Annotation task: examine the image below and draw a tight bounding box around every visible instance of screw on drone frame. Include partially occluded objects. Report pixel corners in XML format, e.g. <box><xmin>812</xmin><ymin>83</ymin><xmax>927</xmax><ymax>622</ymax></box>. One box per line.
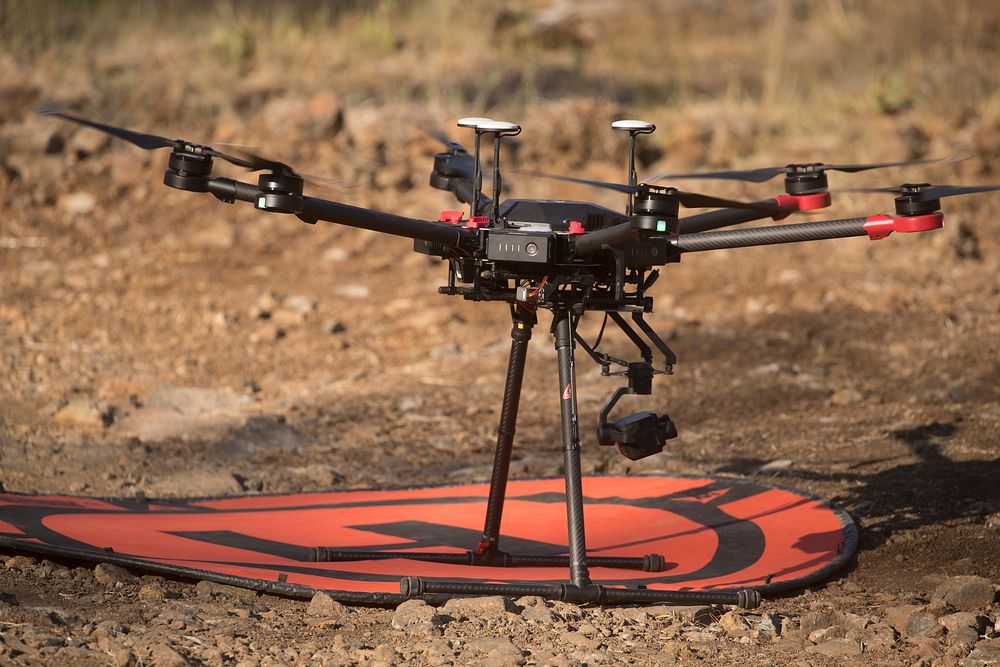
<box><xmin>478</xmin><ymin>120</ymin><xmax>521</xmax><ymax>227</ymax></box>
<box><xmin>457</xmin><ymin>117</ymin><xmax>493</xmax><ymax>218</ymax></box>
<box><xmin>612</xmin><ymin>120</ymin><xmax>655</xmax><ymax>216</ymax></box>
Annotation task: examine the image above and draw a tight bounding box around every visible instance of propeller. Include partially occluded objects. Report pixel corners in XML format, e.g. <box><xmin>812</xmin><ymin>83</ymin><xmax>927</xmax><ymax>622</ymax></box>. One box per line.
<box><xmin>842</xmin><ymin>183</ymin><xmax>1000</xmax><ymax>201</ymax></box>
<box><xmin>424</xmin><ymin>128</ymin><xmax>469</xmax><ymax>155</ymax></box>
<box><xmin>39</xmin><ymin>109</ymin><xmax>300</xmax><ymax>177</ymax></box>
<box><xmin>645</xmin><ymin>157</ymin><xmax>961</xmax><ymax>184</ymax></box>
<box><xmin>509</xmin><ymin>169</ymin><xmax>774</xmax><ymax>210</ymax></box>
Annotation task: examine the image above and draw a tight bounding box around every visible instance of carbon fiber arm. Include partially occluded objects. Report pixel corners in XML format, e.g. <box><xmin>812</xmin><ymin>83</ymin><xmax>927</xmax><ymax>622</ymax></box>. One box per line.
<box><xmin>676</xmin><ymin>217</ymin><xmax>868</xmax><ymax>252</ymax></box>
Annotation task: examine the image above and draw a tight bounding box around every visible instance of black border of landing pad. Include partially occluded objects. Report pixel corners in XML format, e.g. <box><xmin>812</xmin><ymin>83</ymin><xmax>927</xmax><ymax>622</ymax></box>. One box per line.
<box><xmin>0</xmin><ymin>475</ymin><xmax>859</xmax><ymax>606</ymax></box>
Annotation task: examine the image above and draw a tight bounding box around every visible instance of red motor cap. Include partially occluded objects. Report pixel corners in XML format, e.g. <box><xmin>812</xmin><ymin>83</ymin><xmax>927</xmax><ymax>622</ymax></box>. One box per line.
<box><xmin>772</xmin><ymin>192</ymin><xmax>832</xmax><ymax>219</ymax></box>
<box><xmin>567</xmin><ymin>220</ymin><xmax>585</xmax><ymax>234</ymax></box>
<box><xmin>439</xmin><ymin>210</ymin><xmax>465</xmax><ymax>223</ymax></box>
<box><xmin>466</xmin><ymin>215</ymin><xmax>490</xmax><ymax>229</ymax></box>
<box><xmin>863</xmin><ymin>212</ymin><xmax>944</xmax><ymax>240</ymax></box>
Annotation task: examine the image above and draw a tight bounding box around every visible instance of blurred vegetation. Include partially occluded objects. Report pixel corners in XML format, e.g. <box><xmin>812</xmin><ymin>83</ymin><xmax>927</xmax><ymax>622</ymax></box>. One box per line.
<box><xmin>2</xmin><ymin>0</ymin><xmax>997</xmax><ymax>117</ymax></box>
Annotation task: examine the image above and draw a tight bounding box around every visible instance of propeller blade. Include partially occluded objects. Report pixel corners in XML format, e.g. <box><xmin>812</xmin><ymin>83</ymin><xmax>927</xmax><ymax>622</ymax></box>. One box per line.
<box><xmin>823</xmin><ymin>157</ymin><xmax>962</xmax><ymax>173</ymax></box>
<box><xmin>647</xmin><ymin>166</ymin><xmax>785</xmax><ymax>183</ymax></box>
<box><xmin>509</xmin><ymin>169</ymin><xmax>638</xmax><ymax>194</ymax></box>
<box><xmin>424</xmin><ymin>128</ymin><xmax>469</xmax><ymax>154</ymax></box>
<box><xmin>920</xmin><ymin>184</ymin><xmax>1000</xmax><ymax>199</ymax></box>
<box><xmin>647</xmin><ymin>156</ymin><xmax>965</xmax><ymax>184</ymax></box>
<box><xmin>38</xmin><ymin>109</ymin><xmax>179</xmax><ymax>151</ymax></box>
<box><xmin>675</xmin><ymin>191</ymin><xmax>775</xmax><ymax>211</ymax></box>
<box><xmin>840</xmin><ymin>184</ymin><xmax>1000</xmax><ymax>201</ymax></box>
<box><xmin>208</xmin><ymin>145</ymin><xmax>300</xmax><ymax>177</ymax></box>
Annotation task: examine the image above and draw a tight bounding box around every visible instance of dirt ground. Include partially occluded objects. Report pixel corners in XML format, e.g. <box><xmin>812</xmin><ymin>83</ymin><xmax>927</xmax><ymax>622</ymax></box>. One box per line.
<box><xmin>2</xmin><ymin>1</ymin><xmax>1000</xmax><ymax>665</ymax></box>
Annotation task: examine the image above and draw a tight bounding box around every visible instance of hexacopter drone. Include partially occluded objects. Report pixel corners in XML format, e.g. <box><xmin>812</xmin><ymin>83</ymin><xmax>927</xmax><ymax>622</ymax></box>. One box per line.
<box><xmin>43</xmin><ymin>110</ymin><xmax>998</xmax><ymax>609</ymax></box>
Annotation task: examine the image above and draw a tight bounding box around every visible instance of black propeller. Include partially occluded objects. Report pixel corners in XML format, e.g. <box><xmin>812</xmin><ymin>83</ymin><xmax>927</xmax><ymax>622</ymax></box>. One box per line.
<box><xmin>645</xmin><ymin>157</ymin><xmax>959</xmax><ymax>184</ymax></box>
<box><xmin>509</xmin><ymin>169</ymin><xmax>774</xmax><ymax>210</ymax></box>
<box><xmin>843</xmin><ymin>183</ymin><xmax>1000</xmax><ymax>201</ymax></box>
<box><xmin>39</xmin><ymin>109</ymin><xmax>300</xmax><ymax>177</ymax></box>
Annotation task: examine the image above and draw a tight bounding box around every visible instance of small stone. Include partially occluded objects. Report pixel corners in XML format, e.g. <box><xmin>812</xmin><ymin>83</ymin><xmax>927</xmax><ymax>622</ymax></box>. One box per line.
<box><xmin>718</xmin><ymin>610</ymin><xmax>752</xmax><ymax>637</ymax></box>
<box><xmin>949</xmin><ymin>626</ymin><xmax>982</xmax><ymax>648</ymax></box>
<box><xmin>466</xmin><ymin>637</ymin><xmax>525</xmax><ymax>660</ymax></box>
<box><xmin>809</xmin><ymin>625</ymin><xmax>848</xmax><ymax>643</ymax></box>
<box><xmin>441</xmin><ymin>595</ymin><xmax>518</xmax><ymax>620</ymax></box>
<box><xmin>966</xmin><ymin>638</ymin><xmax>1000</xmax><ymax>666</ymax></box>
<box><xmin>806</xmin><ymin>638</ymin><xmax>863</xmax><ymax>657</ymax></box>
<box><xmin>53</xmin><ymin>398</ymin><xmax>106</xmax><ymax>429</ymax></box>
<box><xmin>905</xmin><ymin>612</ymin><xmax>944</xmax><ymax>639</ymax></box>
<box><xmin>885</xmin><ymin>605</ymin><xmax>926</xmax><ymax>634</ymax></box>
<box><xmin>195</xmin><ymin>580</ymin><xmax>216</xmax><ymax>599</ymax></box>
<box><xmin>799</xmin><ymin>609</ymin><xmax>844</xmax><ymax>635</ymax></box>
<box><xmin>368</xmin><ymin>643</ymin><xmax>398</xmax><ymax>665</ymax></box>
<box><xmin>307</xmin><ymin>591</ymin><xmax>347</xmax><ymax>621</ymax></box>
<box><xmin>831</xmin><ymin>388</ymin><xmax>864</xmax><ymax>406</ymax></box>
<box><xmin>283</xmin><ymin>295</ymin><xmax>315</xmax><ymax>314</ymax></box>
<box><xmin>561</xmin><ymin>631</ymin><xmax>601</xmax><ymax>649</ymax></box>
<box><xmin>137</xmin><ymin>583</ymin><xmax>165</xmax><ymax>601</ymax></box>
<box><xmin>270</xmin><ymin>308</ymin><xmax>306</xmax><ymax>327</ymax></box>
<box><xmin>391</xmin><ymin>599</ymin><xmax>441</xmax><ymax>630</ymax></box>
<box><xmin>58</xmin><ymin>191</ymin><xmax>97</xmax><ymax>215</ymax></box>
<box><xmin>149</xmin><ymin>643</ymin><xmax>188</xmax><ymax>667</ymax></box>
<box><xmin>932</xmin><ymin>575</ymin><xmax>996</xmax><ymax>611</ymax></box>
<box><xmin>324</xmin><ymin>320</ymin><xmax>347</xmax><ymax>334</ymax></box>
<box><xmin>94</xmin><ymin>563</ymin><xmax>138</xmax><ymax>587</ymax></box>
<box><xmin>939</xmin><ymin>611</ymin><xmax>986</xmax><ymax>635</ymax></box>
<box><xmin>645</xmin><ymin>604</ymin><xmax>714</xmax><ymax>624</ymax></box>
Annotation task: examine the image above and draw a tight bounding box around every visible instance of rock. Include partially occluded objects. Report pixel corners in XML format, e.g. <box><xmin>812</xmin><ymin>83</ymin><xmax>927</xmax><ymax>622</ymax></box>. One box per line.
<box><xmin>441</xmin><ymin>595</ymin><xmax>518</xmax><ymax>620</ymax></box>
<box><xmin>718</xmin><ymin>610</ymin><xmax>752</xmax><ymax>637</ymax></box>
<box><xmin>950</xmin><ymin>626</ymin><xmax>982</xmax><ymax>649</ymax></box>
<box><xmin>270</xmin><ymin>308</ymin><xmax>306</xmax><ymax>327</ymax></box>
<box><xmin>149</xmin><ymin>643</ymin><xmax>188</xmax><ymax>667</ymax></box>
<box><xmin>115</xmin><ymin>385</ymin><xmax>249</xmax><ymax>443</ymax></box>
<box><xmin>5</xmin><ymin>555</ymin><xmax>36</xmax><ymax>572</ymax></box>
<box><xmin>94</xmin><ymin>563</ymin><xmax>138</xmax><ymax>587</ymax></box>
<box><xmin>391</xmin><ymin>599</ymin><xmax>441</xmax><ymax>630</ymax></box>
<box><xmin>806</xmin><ymin>638</ymin><xmax>863</xmax><ymax>657</ymax></box>
<box><xmin>145</xmin><ymin>470</ymin><xmax>242</xmax><ymax>497</ymax></box>
<box><xmin>906</xmin><ymin>612</ymin><xmax>945</xmax><ymax>639</ymax></box>
<box><xmin>885</xmin><ymin>605</ymin><xmax>926</xmax><ymax>634</ymax></box>
<box><xmin>307</xmin><ymin>591</ymin><xmax>347</xmax><ymax>621</ymax></box>
<box><xmin>58</xmin><ymin>191</ymin><xmax>97</xmax><ymax>215</ymax></box>
<box><xmin>831</xmin><ymin>388</ymin><xmax>864</xmax><ymax>406</ymax></box>
<box><xmin>809</xmin><ymin>625</ymin><xmax>848</xmax><ymax>643</ymax></box>
<box><xmin>283</xmin><ymin>295</ymin><xmax>315</xmax><ymax>314</ymax></box>
<box><xmin>940</xmin><ymin>611</ymin><xmax>986</xmax><ymax>635</ymax></box>
<box><xmin>324</xmin><ymin>319</ymin><xmax>347</xmax><ymax>334</ymax></box>
<box><xmin>965</xmin><ymin>638</ymin><xmax>1000</xmax><ymax>666</ymax></box>
<box><xmin>799</xmin><ymin>609</ymin><xmax>844</xmax><ymax>635</ymax></box>
<box><xmin>368</xmin><ymin>643</ymin><xmax>399</xmax><ymax>666</ymax></box>
<box><xmin>137</xmin><ymin>583</ymin><xmax>165</xmax><ymax>601</ymax></box>
<box><xmin>466</xmin><ymin>637</ymin><xmax>525</xmax><ymax>660</ymax></box>
<box><xmin>53</xmin><ymin>398</ymin><xmax>106</xmax><ymax>429</ymax></box>
<box><xmin>560</xmin><ymin>631</ymin><xmax>601</xmax><ymax>650</ymax></box>
<box><xmin>933</xmin><ymin>576</ymin><xmax>996</xmax><ymax>611</ymax></box>
<box><xmin>645</xmin><ymin>604</ymin><xmax>715</xmax><ymax>625</ymax></box>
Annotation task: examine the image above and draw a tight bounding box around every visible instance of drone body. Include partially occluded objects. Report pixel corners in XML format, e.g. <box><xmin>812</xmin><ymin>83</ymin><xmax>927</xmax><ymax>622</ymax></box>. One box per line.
<box><xmin>41</xmin><ymin>109</ymin><xmax>995</xmax><ymax>608</ymax></box>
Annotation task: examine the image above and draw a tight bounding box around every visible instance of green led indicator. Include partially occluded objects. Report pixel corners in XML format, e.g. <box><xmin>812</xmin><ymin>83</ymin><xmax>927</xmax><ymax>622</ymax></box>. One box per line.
<box><xmin>656</xmin><ymin>220</ymin><xmax>668</xmax><ymax>232</ymax></box>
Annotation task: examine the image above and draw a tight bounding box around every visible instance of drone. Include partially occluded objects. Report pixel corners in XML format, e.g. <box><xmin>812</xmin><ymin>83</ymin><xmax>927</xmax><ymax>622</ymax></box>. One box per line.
<box><xmin>42</xmin><ymin>110</ymin><xmax>998</xmax><ymax>609</ymax></box>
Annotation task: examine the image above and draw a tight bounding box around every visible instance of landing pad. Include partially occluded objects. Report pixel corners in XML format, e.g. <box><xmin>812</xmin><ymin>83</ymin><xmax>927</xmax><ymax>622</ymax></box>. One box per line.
<box><xmin>0</xmin><ymin>476</ymin><xmax>857</xmax><ymax>605</ymax></box>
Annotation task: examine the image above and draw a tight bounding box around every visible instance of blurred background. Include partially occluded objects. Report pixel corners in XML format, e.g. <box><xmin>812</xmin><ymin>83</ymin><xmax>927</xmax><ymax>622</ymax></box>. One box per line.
<box><xmin>1</xmin><ymin>0</ymin><xmax>999</xmax><ymax>528</ymax></box>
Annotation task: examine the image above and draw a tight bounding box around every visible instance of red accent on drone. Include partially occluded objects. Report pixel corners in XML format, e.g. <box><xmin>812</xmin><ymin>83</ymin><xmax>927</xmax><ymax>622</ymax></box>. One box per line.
<box><xmin>474</xmin><ymin>539</ymin><xmax>491</xmax><ymax>556</ymax></box>
<box><xmin>562</xmin><ymin>383</ymin><xmax>572</xmax><ymax>400</ymax></box>
<box><xmin>466</xmin><ymin>215</ymin><xmax>490</xmax><ymax>229</ymax></box>
<box><xmin>863</xmin><ymin>212</ymin><xmax>944</xmax><ymax>240</ymax></box>
<box><xmin>567</xmin><ymin>221</ymin><xmax>585</xmax><ymax>234</ymax></box>
<box><xmin>772</xmin><ymin>192</ymin><xmax>833</xmax><ymax>219</ymax></box>
<box><xmin>439</xmin><ymin>210</ymin><xmax>465</xmax><ymax>223</ymax></box>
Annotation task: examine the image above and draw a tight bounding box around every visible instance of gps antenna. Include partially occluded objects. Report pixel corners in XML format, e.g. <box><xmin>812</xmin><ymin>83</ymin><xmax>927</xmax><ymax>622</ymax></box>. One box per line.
<box><xmin>478</xmin><ymin>120</ymin><xmax>522</xmax><ymax>227</ymax></box>
<box><xmin>612</xmin><ymin>120</ymin><xmax>656</xmax><ymax>215</ymax></box>
<box><xmin>457</xmin><ymin>117</ymin><xmax>493</xmax><ymax>218</ymax></box>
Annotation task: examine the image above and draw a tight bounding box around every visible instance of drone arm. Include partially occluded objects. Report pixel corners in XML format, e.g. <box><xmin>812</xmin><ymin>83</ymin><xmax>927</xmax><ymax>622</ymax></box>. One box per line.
<box><xmin>679</xmin><ymin>202</ymin><xmax>779</xmax><ymax>233</ymax></box>
<box><xmin>204</xmin><ymin>176</ymin><xmax>475</xmax><ymax>249</ymax></box>
<box><xmin>298</xmin><ymin>195</ymin><xmax>476</xmax><ymax>248</ymax></box>
<box><xmin>675</xmin><ymin>212</ymin><xmax>943</xmax><ymax>252</ymax></box>
<box><xmin>572</xmin><ymin>221</ymin><xmax>636</xmax><ymax>257</ymax></box>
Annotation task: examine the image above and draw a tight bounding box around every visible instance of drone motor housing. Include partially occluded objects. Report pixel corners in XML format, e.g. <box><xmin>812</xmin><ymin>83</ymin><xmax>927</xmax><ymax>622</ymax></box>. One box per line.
<box><xmin>255</xmin><ymin>172</ymin><xmax>304</xmax><ymax>214</ymax></box>
<box><xmin>163</xmin><ymin>149</ymin><xmax>213</xmax><ymax>192</ymax></box>
<box><xmin>784</xmin><ymin>165</ymin><xmax>829</xmax><ymax>194</ymax></box>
